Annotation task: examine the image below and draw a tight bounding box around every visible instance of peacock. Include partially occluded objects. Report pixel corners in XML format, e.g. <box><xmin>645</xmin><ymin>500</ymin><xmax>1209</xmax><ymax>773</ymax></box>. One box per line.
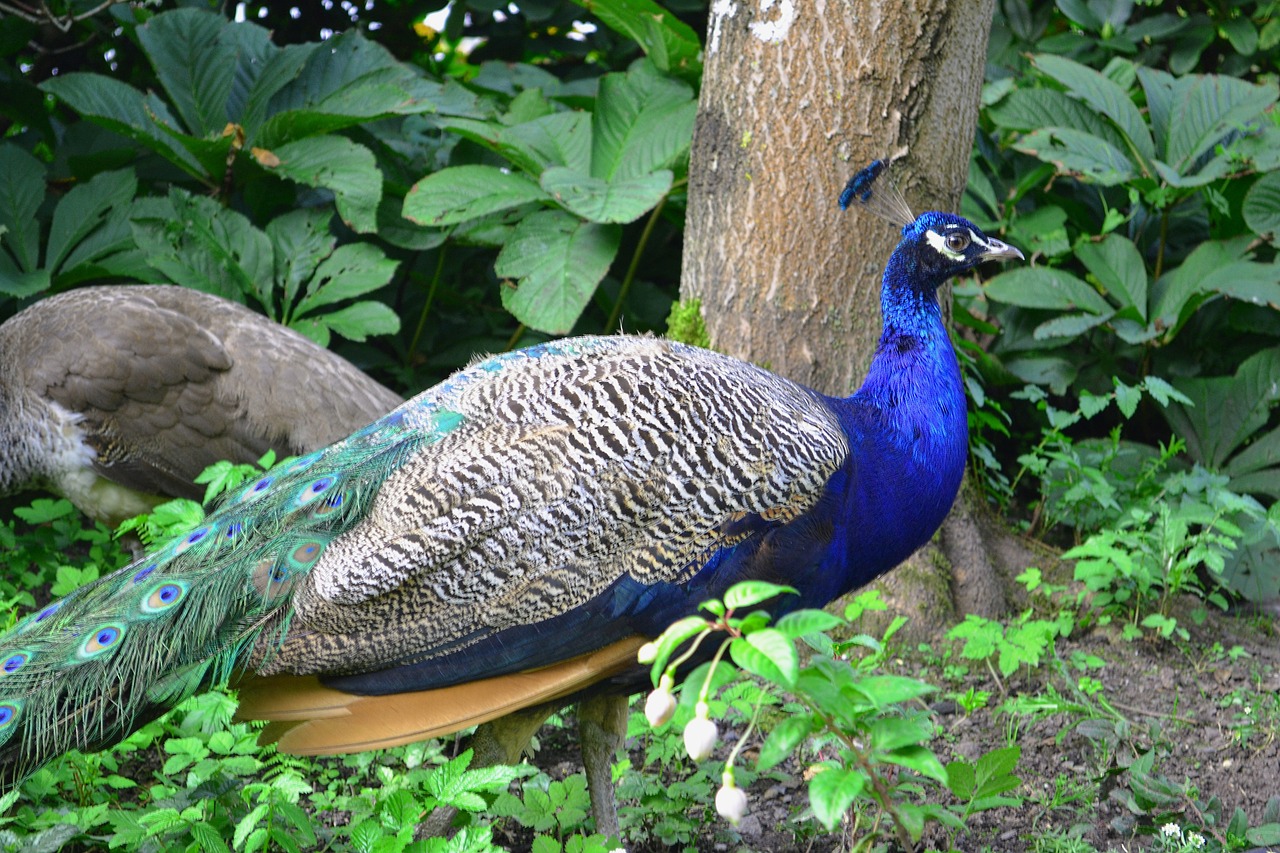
<box><xmin>0</xmin><ymin>161</ymin><xmax>1021</xmax><ymax>833</ymax></box>
<box><xmin>0</xmin><ymin>285</ymin><xmax>403</xmax><ymax>527</ymax></box>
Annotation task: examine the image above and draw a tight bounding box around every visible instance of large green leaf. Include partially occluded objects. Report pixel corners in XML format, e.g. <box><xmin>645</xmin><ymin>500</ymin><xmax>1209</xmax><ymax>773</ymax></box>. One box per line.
<box><xmin>1150</xmin><ymin>238</ymin><xmax>1280</xmax><ymax>336</ymax></box>
<box><xmin>495</xmin><ymin>211</ymin><xmax>620</xmax><ymax>334</ymax></box>
<box><xmin>137</xmin><ymin>8</ymin><xmax>238</xmax><ymax>138</ymax></box>
<box><xmin>1154</xmin><ymin>71</ymin><xmax>1277</xmax><ymax>172</ymax></box>
<box><xmin>1162</xmin><ymin>347</ymin><xmax>1280</xmax><ymax>470</ymax></box>
<box><xmin>443</xmin><ymin>111</ymin><xmax>593</xmax><ymax>177</ymax></box>
<box><xmin>292</xmin><ymin>243</ymin><xmax>399</xmax><ymax>318</ymax></box>
<box><xmin>572</xmin><ymin>0</ymin><xmax>702</xmax><ymax>80</ymax></box>
<box><xmin>807</xmin><ymin>765</ymin><xmax>864</xmax><ymax>831</ymax></box>
<box><xmin>1243</xmin><ymin>171</ymin><xmax>1280</xmax><ymax>240</ymax></box>
<box><xmin>1014</xmin><ymin>127</ymin><xmax>1136</xmax><ymax>186</ymax></box>
<box><xmin>986</xmin><ymin>88</ymin><xmax>1131</xmax><ymax>156</ymax></box>
<box><xmin>266</xmin><ymin>209</ymin><xmax>336</xmax><ymax>309</ymax></box>
<box><xmin>541</xmin><ymin>167</ymin><xmax>672</xmax><ymax>224</ymax></box>
<box><xmin>0</xmin><ymin>144</ymin><xmax>46</xmax><ymax>273</ymax></box>
<box><xmin>591</xmin><ymin>62</ymin><xmax>696</xmax><ymax>181</ymax></box>
<box><xmin>46</xmin><ymin>168</ymin><xmax>138</xmax><ymax>275</ymax></box>
<box><xmin>129</xmin><ymin>192</ymin><xmax>273</xmax><ymax>306</ymax></box>
<box><xmin>1074</xmin><ymin>233</ymin><xmax>1147</xmax><ymax>319</ymax></box>
<box><xmin>261</xmin><ymin>136</ymin><xmax>382</xmax><ymax>234</ymax></box>
<box><xmin>292</xmin><ymin>300</ymin><xmax>400</xmax><ymax>346</ymax></box>
<box><xmin>984</xmin><ymin>267</ymin><xmax>1112</xmax><ymax>313</ymax></box>
<box><xmin>403</xmin><ymin>166</ymin><xmax>549</xmax><ymax>227</ymax></box>
<box><xmin>1032</xmin><ymin>54</ymin><xmax>1154</xmax><ymax>163</ymax></box>
<box><xmin>40</xmin><ymin>73</ymin><xmax>202</xmax><ymax>175</ymax></box>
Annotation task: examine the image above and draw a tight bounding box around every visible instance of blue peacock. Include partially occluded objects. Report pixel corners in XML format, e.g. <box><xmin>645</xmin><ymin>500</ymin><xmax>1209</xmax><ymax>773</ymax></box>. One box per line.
<box><xmin>0</xmin><ymin>161</ymin><xmax>1021</xmax><ymax>824</ymax></box>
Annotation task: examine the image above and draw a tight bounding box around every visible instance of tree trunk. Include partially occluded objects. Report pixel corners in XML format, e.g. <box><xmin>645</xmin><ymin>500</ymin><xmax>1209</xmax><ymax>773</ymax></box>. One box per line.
<box><xmin>682</xmin><ymin>0</ymin><xmax>1018</xmax><ymax>635</ymax></box>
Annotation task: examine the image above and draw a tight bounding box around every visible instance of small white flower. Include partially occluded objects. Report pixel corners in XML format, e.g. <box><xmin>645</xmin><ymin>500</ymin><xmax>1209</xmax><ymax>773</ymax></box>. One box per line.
<box><xmin>645</xmin><ymin>678</ymin><xmax>677</xmax><ymax>728</ymax></box>
<box><xmin>683</xmin><ymin>702</ymin><xmax>718</xmax><ymax>761</ymax></box>
<box><xmin>715</xmin><ymin>775</ymin><xmax>749</xmax><ymax>825</ymax></box>
<box><xmin>1161</xmin><ymin>822</ymin><xmax>1180</xmax><ymax>838</ymax></box>
<box><xmin>1187</xmin><ymin>832</ymin><xmax>1205</xmax><ymax>849</ymax></box>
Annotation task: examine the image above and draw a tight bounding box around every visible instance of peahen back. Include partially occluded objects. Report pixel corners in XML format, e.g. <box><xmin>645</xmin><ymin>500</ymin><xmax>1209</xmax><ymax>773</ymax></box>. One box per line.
<box><xmin>0</xmin><ymin>161</ymin><xmax>1022</xmax><ymax>791</ymax></box>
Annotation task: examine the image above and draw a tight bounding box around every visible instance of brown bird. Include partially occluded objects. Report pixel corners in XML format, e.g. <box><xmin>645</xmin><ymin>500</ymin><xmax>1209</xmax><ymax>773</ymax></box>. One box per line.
<box><xmin>0</xmin><ymin>285</ymin><xmax>402</xmax><ymax>526</ymax></box>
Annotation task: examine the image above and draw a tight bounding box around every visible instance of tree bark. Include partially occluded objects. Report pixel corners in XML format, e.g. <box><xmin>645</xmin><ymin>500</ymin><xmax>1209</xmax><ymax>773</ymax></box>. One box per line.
<box><xmin>682</xmin><ymin>0</ymin><xmax>1014</xmax><ymax>634</ymax></box>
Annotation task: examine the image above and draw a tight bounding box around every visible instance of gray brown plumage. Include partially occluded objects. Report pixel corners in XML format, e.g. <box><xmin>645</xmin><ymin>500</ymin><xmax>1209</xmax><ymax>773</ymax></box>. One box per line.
<box><xmin>0</xmin><ymin>285</ymin><xmax>402</xmax><ymax>525</ymax></box>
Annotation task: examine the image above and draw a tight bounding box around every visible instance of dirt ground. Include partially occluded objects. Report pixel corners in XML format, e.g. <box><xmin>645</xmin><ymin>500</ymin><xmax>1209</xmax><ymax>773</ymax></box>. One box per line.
<box><xmin>502</xmin><ymin>605</ymin><xmax>1280</xmax><ymax>853</ymax></box>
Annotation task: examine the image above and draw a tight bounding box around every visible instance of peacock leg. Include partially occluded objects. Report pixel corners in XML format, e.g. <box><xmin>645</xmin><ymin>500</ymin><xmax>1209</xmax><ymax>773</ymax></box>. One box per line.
<box><xmin>576</xmin><ymin>693</ymin><xmax>628</xmax><ymax>840</ymax></box>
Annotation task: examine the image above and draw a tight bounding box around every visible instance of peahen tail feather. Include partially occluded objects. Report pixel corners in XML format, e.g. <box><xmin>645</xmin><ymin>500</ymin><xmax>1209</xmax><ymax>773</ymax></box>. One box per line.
<box><xmin>0</xmin><ymin>406</ymin><xmax>459</xmax><ymax>790</ymax></box>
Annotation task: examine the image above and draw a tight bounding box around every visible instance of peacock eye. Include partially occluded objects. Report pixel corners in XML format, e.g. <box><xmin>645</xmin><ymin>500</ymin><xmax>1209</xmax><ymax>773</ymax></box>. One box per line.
<box><xmin>945</xmin><ymin>232</ymin><xmax>970</xmax><ymax>252</ymax></box>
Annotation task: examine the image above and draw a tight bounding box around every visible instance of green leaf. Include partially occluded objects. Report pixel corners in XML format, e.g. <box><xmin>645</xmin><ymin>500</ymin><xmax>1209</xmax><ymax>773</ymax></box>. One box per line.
<box><xmin>40</xmin><ymin>73</ymin><xmax>202</xmax><ymax>176</ymax></box>
<box><xmin>541</xmin><ymin>167</ymin><xmax>672</xmax><ymax>224</ymax></box>
<box><xmin>1014</xmin><ymin>126</ymin><xmax>1137</xmax><ymax>185</ymax></box>
<box><xmin>775</xmin><ymin>609</ymin><xmax>844</xmax><ymax>639</ymax></box>
<box><xmin>984</xmin><ymin>267</ymin><xmax>1111</xmax><ymax>313</ymax></box>
<box><xmin>404</xmin><ymin>165</ymin><xmax>549</xmax><ymax>227</ymax></box>
<box><xmin>46</xmin><ymin>168</ymin><xmax>138</xmax><ymax>275</ymax></box>
<box><xmin>1074</xmin><ymin>234</ymin><xmax>1147</xmax><ymax>318</ymax></box>
<box><xmin>445</xmin><ymin>111</ymin><xmax>594</xmax><ymax>176</ymax></box>
<box><xmin>0</xmin><ymin>145</ymin><xmax>46</xmax><ymax>273</ymax></box>
<box><xmin>1114</xmin><ymin>381</ymin><xmax>1141</xmax><ymax>419</ymax></box>
<box><xmin>757</xmin><ymin>715</ymin><xmax>812</xmax><ymax>772</ymax></box>
<box><xmin>1033</xmin><ymin>310</ymin><xmax>1115</xmax><ymax>341</ymax></box>
<box><xmin>723</xmin><ymin>580</ymin><xmax>797</xmax><ymax>609</ymax></box>
<box><xmin>262</xmin><ymin>136</ymin><xmax>383</xmax><ymax>234</ymax></box>
<box><xmin>1160</xmin><ymin>72</ymin><xmax>1277</xmax><ymax>171</ymax></box>
<box><xmin>986</xmin><ymin>88</ymin><xmax>1132</xmax><ymax>156</ymax></box>
<box><xmin>884</xmin><ymin>744</ymin><xmax>949</xmax><ymax>784</ymax></box>
<box><xmin>641</xmin><ymin>615</ymin><xmax>708</xmax><ymax>679</ymax></box>
<box><xmin>573</xmin><ymin>0</ymin><xmax>702</xmax><ymax>79</ymax></box>
<box><xmin>1244</xmin><ymin>171</ymin><xmax>1280</xmax><ymax>240</ymax></box>
<box><xmin>849</xmin><ymin>675</ymin><xmax>936</xmax><ymax>708</ymax></box>
<box><xmin>1163</xmin><ymin>347</ymin><xmax>1280</xmax><ymax>470</ymax></box>
<box><xmin>495</xmin><ymin>210</ymin><xmax>620</xmax><ymax>334</ymax></box>
<box><xmin>869</xmin><ymin>715</ymin><xmax>932</xmax><ymax>752</ymax></box>
<box><xmin>136</xmin><ymin>8</ymin><xmax>238</xmax><ymax>137</ymax></box>
<box><xmin>947</xmin><ymin>760</ymin><xmax>976</xmax><ymax>800</ymax></box>
<box><xmin>292</xmin><ymin>242</ymin><xmax>399</xmax><ymax>317</ymax></box>
<box><xmin>1150</xmin><ymin>238</ymin><xmax>1280</xmax><ymax>337</ymax></box>
<box><xmin>731</xmin><ymin>628</ymin><xmax>798</xmax><ymax>687</ymax></box>
<box><xmin>808</xmin><ymin>765</ymin><xmax>865</xmax><ymax>830</ymax></box>
<box><xmin>296</xmin><ymin>300</ymin><xmax>400</xmax><ymax>344</ymax></box>
<box><xmin>591</xmin><ymin>62</ymin><xmax>697</xmax><ymax>180</ymax></box>
<box><xmin>1032</xmin><ymin>54</ymin><xmax>1154</xmax><ymax>163</ymax></box>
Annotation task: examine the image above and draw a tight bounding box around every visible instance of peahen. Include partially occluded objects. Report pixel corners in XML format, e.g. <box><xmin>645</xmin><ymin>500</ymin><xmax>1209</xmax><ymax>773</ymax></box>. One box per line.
<box><xmin>0</xmin><ymin>285</ymin><xmax>402</xmax><ymax>526</ymax></box>
<box><xmin>0</xmin><ymin>162</ymin><xmax>1021</xmax><ymax>832</ymax></box>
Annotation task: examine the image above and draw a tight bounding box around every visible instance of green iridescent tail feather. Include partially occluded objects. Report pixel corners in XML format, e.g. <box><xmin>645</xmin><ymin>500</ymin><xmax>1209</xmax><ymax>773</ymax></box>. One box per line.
<box><xmin>0</xmin><ymin>407</ymin><xmax>454</xmax><ymax>790</ymax></box>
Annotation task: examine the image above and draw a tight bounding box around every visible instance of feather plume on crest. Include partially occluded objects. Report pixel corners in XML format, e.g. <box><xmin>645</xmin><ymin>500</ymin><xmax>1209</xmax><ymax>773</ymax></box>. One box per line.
<box><xmin>838</xmin><ymin>159</ymin><xmax>916</xmax><ymax>229</ymax></box>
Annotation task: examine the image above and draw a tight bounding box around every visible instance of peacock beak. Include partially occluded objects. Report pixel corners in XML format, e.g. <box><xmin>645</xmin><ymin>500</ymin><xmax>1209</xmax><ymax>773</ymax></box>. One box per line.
<box><xmin>978</xmin><ymin>238</ymin><xmax>1024</xmax><ymax>263</ymax></box>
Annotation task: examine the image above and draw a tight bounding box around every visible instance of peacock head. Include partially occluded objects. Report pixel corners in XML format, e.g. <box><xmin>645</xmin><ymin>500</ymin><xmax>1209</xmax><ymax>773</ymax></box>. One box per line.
<box><xmin>840</xmin><ymin>160</ymin><xmax>1023</xmax><ymax>291</ymax></box>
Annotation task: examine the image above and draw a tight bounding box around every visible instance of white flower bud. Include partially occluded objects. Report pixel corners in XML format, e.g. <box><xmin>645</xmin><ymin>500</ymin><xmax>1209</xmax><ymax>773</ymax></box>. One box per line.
<box><xmin>683</xmin><ymin>703</ymin><xmax>718</xmax><ymax>761</ymax></box>
<box><xmin>716</xmin><ymin>773</ymin><xmax>748</xmax><ymax>825</ymax></box>
<box><xmin>645</xmin><ymin>680</ymin><xmax>677</xmax><ymax>728</ymax></box>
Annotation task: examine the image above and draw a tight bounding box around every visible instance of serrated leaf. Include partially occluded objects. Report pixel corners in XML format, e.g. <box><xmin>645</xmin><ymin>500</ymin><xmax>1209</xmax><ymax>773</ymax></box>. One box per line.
<box><xmin>591</xmin><ymin>62</ymin><xmax>696</xmax><ymax>180</ymax></box>
<box><xmin>404</xmin><ymin>165</ymin><xmax>549</xmax><ymax>226</ymax></box>
<box><xmin>731</xmin><ymin>628</ymin><xmax>798</xmax><ymax>687</ymax></box>
<box><xmin>541</xmin><ymin>167</ymin><xmax>672</xmax><ymax>224</ymax></box>
<box><xmin>724</xmin><ymin>580</ymin><xmax>797</xmax><ymax>609</ymax></box>
<box><xmin>987</xmin><ymin>88</ymin><xmax>1132</xmax><ymax>155</ymax></box>
<box><xmin>496</xmin><ymin>210</ymin><xmax>620</xmax><ymax>334</ymax></box>
<box><xmin>884</xmin><ymin>744</ymin><xmax>949</xmax><ymax>784</ymax></box>
<box><xmin>775</xmin><ymin>609</ymin><xmax>844</xmax><ymax>639</ymax></box>
<box><xmin>757</xmin><ymin>715</ymin><xmax>812</xmax><ymax>772</ymax></box>
<box><xmin>263</xmin><ymin>136</ymin><xmax>382</xmax><ymax>233</ymax></box>
<box><xmin>1033</xmin><ymin>310</ymin><xmax>1115</xmax><ymax>340</ymax></box>
<box><xmin>1163</xmin><ymin>347</ymin><xmax>1280</xmax><ymax>469</ymax></box>
<box><xmin>985</xmin><ymin>266</ymin><xmax>1111</xmax><ymax>313</ymax></box>
<box><xmin>137</xmin><ymin>8</ymin><xmax>238</xmax><ymax>137</ymax></box>
<box><xmin>302</xmin><ymin>300</ymin><xmax>400</xmax><ymax>344</ymax></box>
<box><xmin>40</xmin><ymin>73</ymin><xmax>202</xmax><ymax>175</ymax></box>
<box><xmin>1032</xmin><ymin>54</ymin><xmax>1154</xmax><ymax>163</ymax></box>
<box><xmin>573</xmin><ymin>0</ymin><xmax>702</xmax><ymax>79</ymax></box>
<box><xmin>0</xmin><ymin>145</ymin><xmax>46</xmax><ymax>273</ymax></box>
<box><xmin>1014</xmin><ymin>126</ymin><xmax>1137</xmax><ymax>185</ymax></box>
<box><xmin>1161</xmin><ymin>72</ymin><xmax>1277</xmax><ymax>171</ymax></box>
<box><xmin>46</xmin><ymin>168</ymin><xmax>138</xmax><ymax>275</ymax></box>
<box><xmin>1074</xmin><ymin>233</ymin><xmax>1147</xmax><ymax>318</ymax></box>
<box><xmin>1244</xmin><ymin>171</ymin><xmax>1280</xmax><ymax>239</ymax></box>
<box><xmin>808</xmin><ymin>765</ymin><xmax>865</xmax><ymax>830</ymax></box>
<box><xmin>292</xmin><ymin>242</ymin><xmax>398</xmax><ymax>317</ymax></box>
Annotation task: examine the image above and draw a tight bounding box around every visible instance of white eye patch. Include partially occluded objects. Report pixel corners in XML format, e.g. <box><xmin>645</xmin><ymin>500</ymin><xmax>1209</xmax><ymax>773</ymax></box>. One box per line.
<box><xmin>925</xmin><ymin>227</ymin><xmax>992</xmax><ymax>260</ymax></box>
